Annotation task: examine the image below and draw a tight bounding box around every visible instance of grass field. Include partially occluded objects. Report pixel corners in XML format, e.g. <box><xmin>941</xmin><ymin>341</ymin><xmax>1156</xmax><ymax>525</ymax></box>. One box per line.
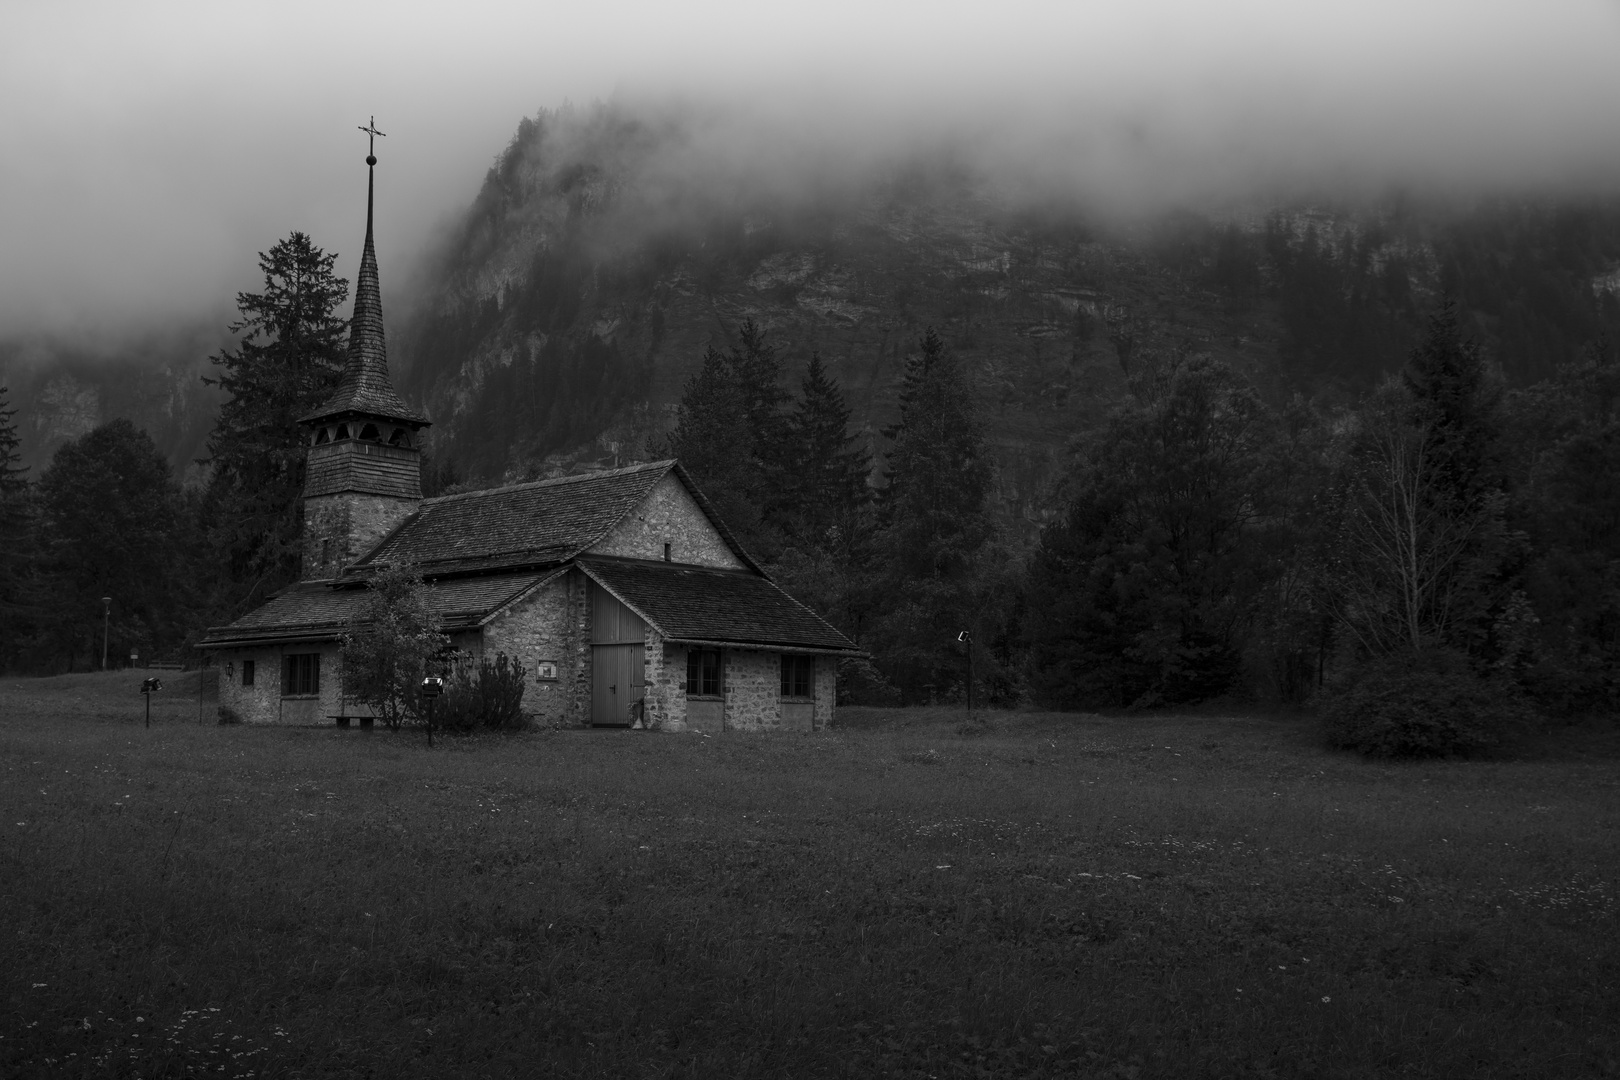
<box><xmin>2</xmin><ymin>672</ymin><xmax>1616</xmax><ymax>1079</ymax></box>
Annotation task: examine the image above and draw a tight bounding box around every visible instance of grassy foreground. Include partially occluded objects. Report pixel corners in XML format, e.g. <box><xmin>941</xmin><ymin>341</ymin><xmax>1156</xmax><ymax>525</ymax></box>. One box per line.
<box><xmin>1</xmin><ymin>673</ymin><xmax>1616</xmax><ymax>1079</ymax></box>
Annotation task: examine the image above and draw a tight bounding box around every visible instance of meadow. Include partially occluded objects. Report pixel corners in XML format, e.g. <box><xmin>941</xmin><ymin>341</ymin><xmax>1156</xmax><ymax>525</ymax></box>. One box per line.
<box><xmin>1</xmin><ymin>673</ymin><xmax>1615</xmax><ymax>1079</ymax></box>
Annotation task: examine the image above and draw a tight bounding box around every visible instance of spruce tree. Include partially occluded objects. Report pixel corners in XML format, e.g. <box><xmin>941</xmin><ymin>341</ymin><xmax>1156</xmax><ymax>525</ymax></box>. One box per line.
<box><xmin>779</xmin><ymin>352</ymin><xmax>871</xmax><ymax>544</ymax></box>
<box><xmin>37</xmin><ymin>420</ymin><xmax>185</xmax><ymax>670</ymax></box>
<box><xmin>661</xmin><ymin>320</ymin><xmax>788</xmax><ymax>553</ymax></box>
<box><xmin>202</xmin><ymin>232</ymin><xmax>348</xmax><ymax>607</ymax></box>
<box><xmin>881</xmin><ymin>328</ymin><xmax>993</xmax><ymax>581</ymax></box>
<box><xmin>0</xmin><ymin>387</ymin><xmax>37</xmax><ymax>667</ymax></box>
<box><xmin>873</xmin><ymin>328</ymin><xmax>996</xmax><ymax>698</ymax></box>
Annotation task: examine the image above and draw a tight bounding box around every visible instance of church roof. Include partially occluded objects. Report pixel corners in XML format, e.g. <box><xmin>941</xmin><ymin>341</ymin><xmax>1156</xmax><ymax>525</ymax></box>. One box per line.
<box><xmin>347</xmin><ymin>459</ymin><xmax>759</xmax><ymax>577</ymax></box>
<box><xmin>300</xmin><ymin>163</ymin><xmax>428</xmax><ymax>427</ymax></box>
<box><xmin>580</xmin><ymin>560</ymin><xmax>860</xmax><ymax>653</ymax></box>
<box><xmin>196</xmin><ymin>572</ymin><xmax>552</xmax><ymax>648</ymax></box>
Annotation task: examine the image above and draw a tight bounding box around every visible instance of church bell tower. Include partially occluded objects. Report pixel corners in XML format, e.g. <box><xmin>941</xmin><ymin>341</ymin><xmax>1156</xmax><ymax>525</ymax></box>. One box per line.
<box><xmin>299</xmin><ymin>119</ymin><xmax>430</xmax><ymax>580</ymax></box>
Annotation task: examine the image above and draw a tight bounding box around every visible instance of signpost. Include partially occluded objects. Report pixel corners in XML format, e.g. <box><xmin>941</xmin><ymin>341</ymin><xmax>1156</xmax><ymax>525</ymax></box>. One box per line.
<box><xmin>141</xmin><ymin>677</ymin><xmax>162</xmax><ymax>728</ymax></box>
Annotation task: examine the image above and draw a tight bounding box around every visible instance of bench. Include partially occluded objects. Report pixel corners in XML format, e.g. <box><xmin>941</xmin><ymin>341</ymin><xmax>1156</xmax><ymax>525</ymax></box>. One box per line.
<box><xmin>329</xmin><ymin>714</ymin><xmax>377</xmax><ymax>730</ymax></box>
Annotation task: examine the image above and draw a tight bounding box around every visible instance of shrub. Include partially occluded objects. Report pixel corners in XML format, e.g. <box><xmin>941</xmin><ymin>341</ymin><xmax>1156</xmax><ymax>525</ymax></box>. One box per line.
<box><xmin>1321</xmin><ymin>648</ymin><xmax>1524</xmax><ymax>758</ymax></box>
<box><xmin>216</xmin><ymin>705</ymin><xmax>243</xmax><ymax>726</ymax></box>
<box><xmin>435</xmin><ymin>653</ymin><xmax>528</xmax><ymax>732</ymax></box>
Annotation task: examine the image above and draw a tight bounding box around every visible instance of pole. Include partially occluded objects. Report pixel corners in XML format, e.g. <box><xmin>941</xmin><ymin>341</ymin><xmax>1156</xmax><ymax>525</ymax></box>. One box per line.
<box><xmin>101</xmin><ymin>596</ymin><xmax>111</xmax><ymax>671</ymax></box>
<box><xmin>426</xmin><ymin>696</ymin><xmax>434</xmax><ymax>748</ymax></box>
<box><xmin>145</xmin><ymin>690</ymin><xmax>151</xmax><ymax>728</ymax></box>
<box><xmin>957</xmin><ymin>629</ymin><xmax>973</xmax><ymax>727</ymax></box>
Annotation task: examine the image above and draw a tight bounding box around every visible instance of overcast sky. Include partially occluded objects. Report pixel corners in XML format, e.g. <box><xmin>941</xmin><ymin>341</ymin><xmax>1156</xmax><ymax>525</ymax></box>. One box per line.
<box><xmin>3</xmin><ymin>0</ymin><xmax>1619</xmax><ymax>340</ymax></box>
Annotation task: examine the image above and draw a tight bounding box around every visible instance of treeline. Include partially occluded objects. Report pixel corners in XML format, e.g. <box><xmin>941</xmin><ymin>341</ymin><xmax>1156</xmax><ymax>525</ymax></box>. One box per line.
<box><xmin>671</xmin><ymin>310</ymin><xmax>1619</xmax><ymax>742</ymax></box>
<box><xmin>0</xmin><ymin>233</ymin><xmax>356</xmax><ymax>672</ymax></box>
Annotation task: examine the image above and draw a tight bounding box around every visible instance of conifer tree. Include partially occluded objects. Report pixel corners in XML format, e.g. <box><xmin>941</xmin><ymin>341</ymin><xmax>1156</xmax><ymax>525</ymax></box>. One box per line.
<box><xmin>202</xmin><ymin>232</ymin><xmax>348</xmax><ymax>608</ymax></box>
<box><xmin>662</xmin><ymin>319</ymin><xmax>788</xmax><ymax>552</ymax></box>
<box><xmin>872</xmin><ymin>328</ymin><xmax>997</xmax><ymax>698</ymax></box>
<box><xmin>37</xmin><ymin>420</ymin><xmax>185</xmax><ymax>670</ymax></box>
<box><xmin>880</xmin><ymin>328</ymin><xmax>993</xmax><ymax>581</ymax></box>
<box><xmin>0</xmin><ymin>387</ymin><xmax>38</xmax><ymax>667</ymax></box>
<box><xmin>779</xmin><ymin>352</ymin><xmax>871</xmax><ymax>544</ymax></box>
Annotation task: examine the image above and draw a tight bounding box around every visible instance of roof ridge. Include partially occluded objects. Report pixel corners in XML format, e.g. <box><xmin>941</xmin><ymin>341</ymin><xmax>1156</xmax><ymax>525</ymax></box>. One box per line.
<box><xmin>421</xmin><ymin>459</ymin><xmax>675</xmax><ymax>507</ymax></box>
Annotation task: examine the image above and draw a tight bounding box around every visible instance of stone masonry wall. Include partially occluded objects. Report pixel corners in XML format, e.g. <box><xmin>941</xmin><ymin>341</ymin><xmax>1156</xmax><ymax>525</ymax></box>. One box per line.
<box><xmin>645</xmin><ymin>636</ymin><xmax>684</xmax><ymax>731</ymax></box>
<box><xmin>723</xmin><ymin>648</ymin><xmax>784</xmax><ymax>732</ymax></box>
<box><xmin>814</xmin><ymin>657</ymin><xmax>837</xmax><ymax>730</ymax></box>
<box><xmin>303</xmin><ymin>493</ymin><xmax>418</xmax><ymax>579</ymax></box>
<box><xmin>480</xmin><ymin>571</ymin><xmax>592</xmax><ymax>727</ymax></box>
<box><xmin>215</xmin><ymin>643</ymin><xmax>346</xmax><ymax>724</ymax></box>
<box><xmin>588</xmin><ymin>473</ymin><xmax>744</xmax><ymax>568</ymax></box>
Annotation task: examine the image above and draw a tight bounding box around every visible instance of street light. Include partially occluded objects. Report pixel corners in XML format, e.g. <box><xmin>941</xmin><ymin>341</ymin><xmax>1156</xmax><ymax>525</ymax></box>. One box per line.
<box><xmin>420</xmin><ymin>675</ymin><xmax>444</xmax><ymax>747</ymax></box>
<box><xmin>101</xmin><ymin>597</ymin><xmax>111</xmax><ymax>671</ymax></box>
<box><xmin>957</xmin><ymin>629</ymin><xmax>974</xmax><ymax>727</ymax></box>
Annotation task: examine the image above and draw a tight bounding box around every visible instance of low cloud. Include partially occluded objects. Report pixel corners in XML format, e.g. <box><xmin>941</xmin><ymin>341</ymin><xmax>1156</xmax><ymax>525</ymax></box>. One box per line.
<box><xmin>3</xmin><ymin>0</ymin><xmax>1617</xmax><ymax>338</ymax></box>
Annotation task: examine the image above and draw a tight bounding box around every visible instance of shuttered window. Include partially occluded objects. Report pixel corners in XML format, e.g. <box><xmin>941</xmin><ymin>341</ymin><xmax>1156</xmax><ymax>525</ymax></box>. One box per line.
<box><xmin>241</xmin><ymin>660</ymin><xmax>255</xmax><ymax>687</ymax></box>
<box><xmin>282</xmin><ymin>653</ymin><xmax>320</xmax><ymax>696</ymax></box>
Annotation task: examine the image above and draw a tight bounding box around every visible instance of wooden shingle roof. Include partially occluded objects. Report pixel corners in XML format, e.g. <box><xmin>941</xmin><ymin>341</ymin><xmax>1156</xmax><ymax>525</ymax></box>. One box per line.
<box><xmin>349</xmin><ymin>460</ymin><xmax>756</xmax><ymax>577</ymax></box>
<box><xmin>580</xmin><ymin>559</ymin><xmax>861</xmax><ymax>653</ymax></box>
<box><xmin>197</xmin><ymin>572</ymin><xmax>550</xmax><ymax>647</ymax></box>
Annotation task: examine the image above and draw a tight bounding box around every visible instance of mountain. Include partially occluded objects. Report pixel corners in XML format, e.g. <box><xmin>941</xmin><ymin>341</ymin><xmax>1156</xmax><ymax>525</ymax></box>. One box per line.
<box><xmin>395</xmin><ymin>104</ymin><xmax>1620</xmax><ymax>540</ymax></box>
<box><xmin>0</xmin><ymin>325</ymin><xmax>228</xmax><ymax>483</ymax></box>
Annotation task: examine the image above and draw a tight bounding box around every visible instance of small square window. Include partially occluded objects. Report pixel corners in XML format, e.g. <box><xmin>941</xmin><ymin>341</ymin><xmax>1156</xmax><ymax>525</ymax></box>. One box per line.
<box><xmin>282</xmin><ymin>653</ymin><xmax>320</xmax><ymax>696</ymax></box>
<box><xmin>535</xmin><ymin>660</ymin><xmax>558</xmax><ymax>680</ymax></box>
<box><xmin>780</xmin><ymin>655</ymin><xmax>814</xmax><ymax>698</ymax></box>
<box><xmin>686</xmin><ymin>649</ymin><xmax>722</xmax><ymax>696</ymax></box>
<box><xmin>242</xmin><ymin>659</ymin><xmax>255</xmax><ymax>687</ymax></box>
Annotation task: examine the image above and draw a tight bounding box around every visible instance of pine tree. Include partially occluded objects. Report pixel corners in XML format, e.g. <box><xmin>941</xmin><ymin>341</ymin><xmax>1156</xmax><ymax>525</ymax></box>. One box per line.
<box><xmin>0</xmin><ymin>386</ymin><xmax>38</xmax><ymax>667</ymax></box>
<box><xmin>881</xmin><ymin>328</ymin><xmax>993</xmax><ymax>581</ymax></box>
<box><xmin>871</xmin><ymin>328</ymin><xmax>997</xmax><ymax>698</ymax></box>
<box><xmin>37</xmin><ymin>420</ymin><xmax>186</xmax><ymax>670</ymax></box>
<box><xmin>1402</xmin><ymin>299</ymin><xmax>1503</xmax><ymax>503</ymax></box>
<box><xmin>202</xmin><ymin>232</ymin><xmax>348</xmax><ymax>607</ymax></box>
<box><xmin>779</xmin><ymin>352</ymin><xmax>871</xmax><ymax>545</ymax></box>
<box><xmin>661</xmin><ymin>319</ymin><xmax>789</xmax><ymax>553</ymax></box>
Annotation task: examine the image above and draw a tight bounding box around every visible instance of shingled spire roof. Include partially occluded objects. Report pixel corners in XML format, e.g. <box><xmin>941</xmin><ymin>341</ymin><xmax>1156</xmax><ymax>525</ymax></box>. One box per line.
<box><xmin>301</xmin><ymin>148</ymin><xmax>429</xmax><ymax>427</ymax></box>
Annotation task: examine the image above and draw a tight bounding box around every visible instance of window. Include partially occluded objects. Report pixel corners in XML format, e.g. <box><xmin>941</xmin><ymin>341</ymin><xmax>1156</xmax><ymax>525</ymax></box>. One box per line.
<box><xmin>781</xmin><ymin>654</ymin><xmax>815</xmax><ymax>698</ymax></box>
<box><xmin>313</xmin><ymin>428</ymin><xmax>329</xmax><ymax>445</ymax></box>
<box><xmin>359</xmin><ymin>423</ymin><xmax>381</xmax><ymax>441</ymax></box>
<box><xmin>282</xmin><ymin>653</ymin><xmax>320</xmax><ymax>696</ymax></box>
<box><xmin>388</xmin><ymin>428</ymin><xmax>409</xmax><ymax>447</ymax></box>
<box><xmin>334</xmin><ymin>424</ymin><xmax>350</xmax><ymax>440</ymax></box>
<box><xmin>663</xmin><ymin>542</ymin><xmax>671</xmax><ymax>562</ymax></box>
<box><xmin>242</xmin><ymin>660</ymin><xmax>255</xmax><ymax>687</ymax></box>
<box><xmin>686</xmin><ymin>649</ymin><xmax>722</xmax><ymax>697</ymax></box>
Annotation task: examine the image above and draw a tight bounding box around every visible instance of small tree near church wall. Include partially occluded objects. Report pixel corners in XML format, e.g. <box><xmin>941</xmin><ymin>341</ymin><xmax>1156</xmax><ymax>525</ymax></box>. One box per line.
<box><xmin>341</xmin><ymin>562</ymin><xmax>447</xmax><ymax>732</ymax></box>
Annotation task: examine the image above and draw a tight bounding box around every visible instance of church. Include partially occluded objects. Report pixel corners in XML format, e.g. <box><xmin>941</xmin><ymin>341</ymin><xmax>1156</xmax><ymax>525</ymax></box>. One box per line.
<box><xmin>198</xmin><ymin>143</ymin><xmax>860</xmax><ymax>732</ymax></box>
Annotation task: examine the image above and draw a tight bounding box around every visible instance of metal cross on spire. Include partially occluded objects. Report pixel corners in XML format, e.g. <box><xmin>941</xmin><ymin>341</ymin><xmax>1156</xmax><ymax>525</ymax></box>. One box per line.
<box><xmin>358</xmin><ymin>116</ymin><xmax>386</xmax><ymax>164</ymax></box>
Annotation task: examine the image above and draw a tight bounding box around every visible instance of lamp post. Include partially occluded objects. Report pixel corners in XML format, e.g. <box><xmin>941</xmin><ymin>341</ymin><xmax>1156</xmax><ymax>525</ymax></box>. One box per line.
<box><xmin>957</xmin><ymin>629</ymin><xmax>974</xmax><ymax>727</ymax></box>
<box><xmin>420</xmin><ymin>675</ymin><xmax>444</xmax><ymax>747</ymax></box>
<box><xmin>101</xmin><ymin>596</ymin><xmax>111</xmax><ymax>671</ymax></box>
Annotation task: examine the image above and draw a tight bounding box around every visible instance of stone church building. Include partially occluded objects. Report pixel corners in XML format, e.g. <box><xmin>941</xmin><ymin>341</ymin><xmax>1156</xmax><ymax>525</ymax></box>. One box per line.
<box><xmin>198</xmin><ymin>153</ymin><xmax>860</xmax><ymax>731</ymax></box>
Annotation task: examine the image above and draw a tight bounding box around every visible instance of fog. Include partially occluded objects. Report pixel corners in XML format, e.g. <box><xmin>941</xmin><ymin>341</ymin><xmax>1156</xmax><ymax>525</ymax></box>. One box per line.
<box><xmin>3</xmin><ymin>0</ymin><xmax>1618</xmax><ymax>339</ymax></box>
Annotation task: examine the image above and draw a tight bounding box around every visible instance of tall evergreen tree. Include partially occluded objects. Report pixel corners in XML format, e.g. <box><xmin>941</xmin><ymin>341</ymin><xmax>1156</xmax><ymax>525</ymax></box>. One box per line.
<box><xmin>661</xmin><ymin>319</ymin><xmax>788</xmax><ymax>553</ymax></box>
<box><xmin>1025</xmin><ymin>352</ymin><xmax>1282</xmax><ymax>708</ymax></box>
<box><xmin>0</xmin><ymin>387</ymin><xmax>38</xmax><ymax>668</ymax></box>
<box><xmin>36</xmin><ymin>420</ymin><xmax>186</xmax><ymax>670</ymax></box>
<box><xmin>880</xmin><ymin>328</ymin><xmax>993</xmax><ymax>581</ymax></box>
<box><xmin>778</xmin><ymin>352</ymin><xmax>871</xmax><ymax>543</ymax></box>
<box><xmin>871</xmin><ymin>328</ymin><xmax>997</xmax><ymax>698</ymax></box>
<box><xmin>202</xmin><ymin>232</ymin><xmax>348</xmax><ymax>608</ymax></box>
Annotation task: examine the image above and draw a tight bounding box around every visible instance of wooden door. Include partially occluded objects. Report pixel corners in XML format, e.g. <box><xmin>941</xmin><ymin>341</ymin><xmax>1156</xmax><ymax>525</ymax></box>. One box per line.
<box><xmin>591</xmin><ymin>643</ymin><xmax>645</xmax><ymax>726</ymax></box>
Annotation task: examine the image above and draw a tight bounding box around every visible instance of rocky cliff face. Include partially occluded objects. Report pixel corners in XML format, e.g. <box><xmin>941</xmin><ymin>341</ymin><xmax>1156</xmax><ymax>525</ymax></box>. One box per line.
<box><xmin>394</xmin><ymin>107</ymin><xmax>1317</xmax><ymax>538</ymax></box>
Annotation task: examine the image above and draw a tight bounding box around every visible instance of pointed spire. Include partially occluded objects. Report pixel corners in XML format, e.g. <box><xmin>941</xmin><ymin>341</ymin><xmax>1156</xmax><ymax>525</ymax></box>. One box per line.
<box><xmin>302</xmin><ymin>124</ymin><xmax>428</xmax><ymax>427</ymax></box>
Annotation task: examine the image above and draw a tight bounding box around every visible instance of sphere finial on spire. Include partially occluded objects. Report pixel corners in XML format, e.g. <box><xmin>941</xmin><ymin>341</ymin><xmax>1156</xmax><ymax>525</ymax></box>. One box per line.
<box><xmin>358</xmin><ymin>115</ymin><xmax>386</xmax><ymax>164</ymax></box>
